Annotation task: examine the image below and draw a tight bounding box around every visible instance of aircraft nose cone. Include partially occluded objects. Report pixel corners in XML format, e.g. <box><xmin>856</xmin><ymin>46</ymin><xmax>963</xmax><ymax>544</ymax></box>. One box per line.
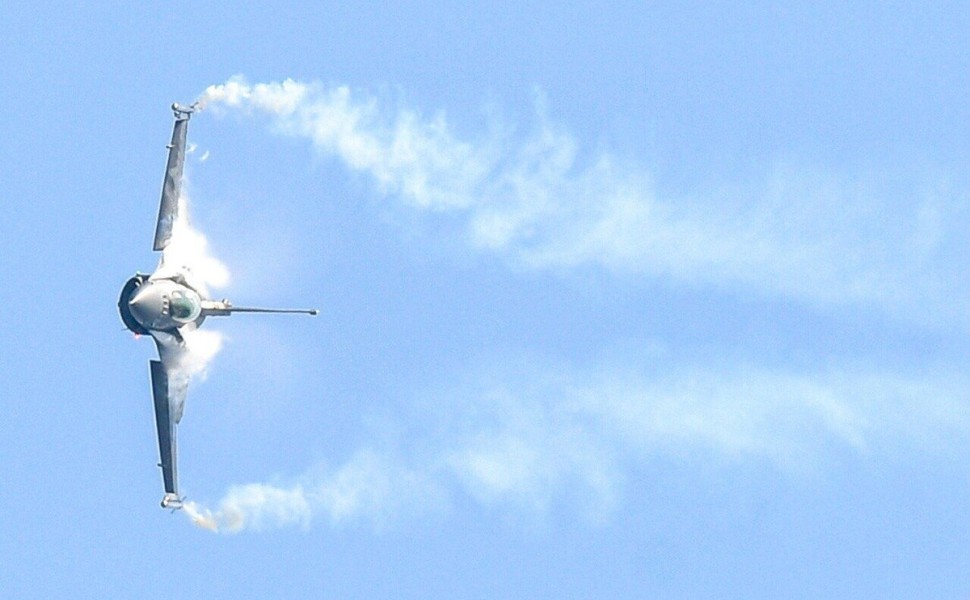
<box><xmin>129</xmin><ymin>283</ymin><xmax>164</xmax><ymax>328</ymax></box>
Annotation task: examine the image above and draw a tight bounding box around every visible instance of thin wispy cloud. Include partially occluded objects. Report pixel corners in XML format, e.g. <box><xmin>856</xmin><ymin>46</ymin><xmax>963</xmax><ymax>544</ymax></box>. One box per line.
<box><xmin>198</xmin><ymin>76</ymin><xmax>970</xmax><ymax>327</ymax></box>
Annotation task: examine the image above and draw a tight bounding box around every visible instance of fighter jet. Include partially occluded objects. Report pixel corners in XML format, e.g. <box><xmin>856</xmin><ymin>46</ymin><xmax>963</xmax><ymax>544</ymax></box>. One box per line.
<box><xmin>118</xmin><ymin>103</ymin><xmax>317</xmax><ymax>510</ymax></box>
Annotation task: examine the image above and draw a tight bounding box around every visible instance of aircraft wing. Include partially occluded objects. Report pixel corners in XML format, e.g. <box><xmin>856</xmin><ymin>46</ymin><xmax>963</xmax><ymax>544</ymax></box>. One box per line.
<box><xmin>149</xmin><ymin>360</ymin><xmax>179</xmax><ymax>498</ymax></box>
<box><xmin>149</xmin><ymin>330</ymin><xmax>189</xmax><ymax>423</ymax></box>
<box><xmin>153</xmin><ymin>108</ymin><xmax>192</xmax><ymax>251</ymax></box>
<box><xmin>147</xmin><ymin>331</ymin><xmax>191</xmax><ymax>502</ymax></box>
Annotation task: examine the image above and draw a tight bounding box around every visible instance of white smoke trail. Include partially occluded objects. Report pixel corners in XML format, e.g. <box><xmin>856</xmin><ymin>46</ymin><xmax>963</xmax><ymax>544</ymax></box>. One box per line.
<box><xmin>179</xmin><ymin>450</ymin><xmax>435</xmax><ymax>532</ymax></box>
<box><xmin>178</xmin><ymin>365</ymin><xmax>970</xmax><ymax>533</ymax></box>
<box><xmin>195</xmin><ymin>76</ymin><xmax>968</xmax><ymax>324</ymax></box>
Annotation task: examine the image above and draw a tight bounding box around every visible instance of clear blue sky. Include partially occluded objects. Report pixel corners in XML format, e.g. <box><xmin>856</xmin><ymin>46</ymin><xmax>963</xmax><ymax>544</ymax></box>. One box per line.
<box><xmin>3</xmin><ymin>2</ymin><xmax>970</xmax><ymax>598</ymax></box>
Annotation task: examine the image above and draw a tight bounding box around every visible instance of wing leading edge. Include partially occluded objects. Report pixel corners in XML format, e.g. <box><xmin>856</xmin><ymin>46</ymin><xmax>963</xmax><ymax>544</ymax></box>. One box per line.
<box><xmin>152</xmin><ymin>106</ymin><xmax>193</xmax><ymax>252</ymax></box>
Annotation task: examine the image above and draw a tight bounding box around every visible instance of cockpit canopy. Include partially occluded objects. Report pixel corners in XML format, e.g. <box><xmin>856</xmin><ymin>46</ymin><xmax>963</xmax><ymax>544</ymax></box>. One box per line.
<box><xmin>169</xmin><ymin>289</ymin><xmax>202</xmax><ymax>323</ymax></box>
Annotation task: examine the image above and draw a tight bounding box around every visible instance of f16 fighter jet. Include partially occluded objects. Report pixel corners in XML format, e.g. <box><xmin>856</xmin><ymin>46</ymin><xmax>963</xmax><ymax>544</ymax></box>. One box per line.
<box><xmin>118</xmin><ymin>103</ymin><xmax>317</xmax><ymax>510</ymax></box>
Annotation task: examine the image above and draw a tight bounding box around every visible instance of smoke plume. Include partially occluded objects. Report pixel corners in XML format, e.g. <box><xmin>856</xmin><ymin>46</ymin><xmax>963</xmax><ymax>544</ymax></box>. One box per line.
<box><xmin>194</xmin><ymin>76</ymin><xmax>970</xmax><ymax>328</ymax></box>
<box><xmin>178</xmin><ymin>450</ymin><xmax>424</xmax><ymax>533</ymax></box>
<box><xmin>172</xmin><ymin>362</ymin><xmax>970</xmax><ymax>534</ymax></box>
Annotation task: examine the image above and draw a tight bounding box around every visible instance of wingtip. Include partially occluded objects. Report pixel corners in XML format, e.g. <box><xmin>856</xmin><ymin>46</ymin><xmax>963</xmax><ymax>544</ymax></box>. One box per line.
<box><xmin>171</xmin><ymin>102</ymin><xmax>197</xmax><ymax>119</ymax></box>
<box><xmin>161</xmin><ymin>494</ymin><xmax>184</xmax><ymax>510</ymax></box>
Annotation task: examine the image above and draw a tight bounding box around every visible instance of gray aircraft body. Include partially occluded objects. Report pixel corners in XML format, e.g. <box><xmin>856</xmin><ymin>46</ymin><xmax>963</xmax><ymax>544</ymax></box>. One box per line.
<box><xmin>118</xmin><ymin>103</ymin><xmax>317</xmax><ymax>510</ymax></box>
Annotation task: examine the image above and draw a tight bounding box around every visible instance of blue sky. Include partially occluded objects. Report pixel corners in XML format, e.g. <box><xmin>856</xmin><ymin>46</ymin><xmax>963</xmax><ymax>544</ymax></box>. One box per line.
<box><xmin>3</xmin><ymin>2</ymin><xmax>970</xmax><ymax>598</ymax></box>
